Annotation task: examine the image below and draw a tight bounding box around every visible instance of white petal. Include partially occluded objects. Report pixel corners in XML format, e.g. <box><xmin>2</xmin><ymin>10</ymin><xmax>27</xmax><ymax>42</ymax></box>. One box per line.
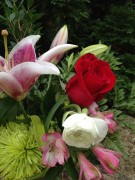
<box><xmin>38</xmin><ymin>44</ymin><xmax>78</xmax><ymax>62</ymax></box>
<box><xmin>92</xmin><ymin>117</ymin><xmax>108</xmax><ymax>144</ymax></box>
<box><xmin>50</xmin><ymin>25</ymin><xmax>68</xmax><ymax>49</ymax></box>
<box><xmin>0</xmin><ymin>72</ymin><xmax>23</xmax><ymax>99</ymax></box>
<box><xmin>10</xmin><ymin>62</ymin><xmax>60</xmax><ymax>91</ymax></box>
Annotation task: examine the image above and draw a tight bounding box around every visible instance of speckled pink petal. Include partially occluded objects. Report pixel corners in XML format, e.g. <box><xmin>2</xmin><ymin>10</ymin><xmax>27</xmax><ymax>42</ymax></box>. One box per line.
<box><xmin>42</xmin><ymin>150</ymin><xmax>57</xmax><ymax>167</ymax></box>
<box><xmin>55</xmin><ymin>149</ymin><xmax>65</xmax><ymax>165</ymax></box>
<box><xmin>0</xmin><ymin>72</ymin><xmax>23</xmax><ymax>99</ymax></box>
<box><xmin>9</xmin><ymin>35</ymin><xmax>40</xmax><ymax>66</ymax></box>
<box><xmin>0</xmin><ymin>56</ymin><xmax>5</xmax><ymax>67</ymax></box>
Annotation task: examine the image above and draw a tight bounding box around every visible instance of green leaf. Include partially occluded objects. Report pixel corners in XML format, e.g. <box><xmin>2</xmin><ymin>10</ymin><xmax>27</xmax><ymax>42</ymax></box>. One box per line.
<box><xmin>0</xmin><ymin>15</ymin><xmax>7</xmax><ymax>20</ymax></box>
<box><xmin>103</xmin><ymin>133</ymin><xmax>128</xmax><ymax>160</ymax></box>
<box><xmin>27</xmin><ymin>168</ymin><xmax>48</xmax><ymax>180</ymax></box>
<box><xmin>79</xmin><ymin>44</ymin><xmax>108</xmax><ymax>56</ymax></box>
<box><xmin>9</xmin><ymin>12</ymin><xmax>15</xmax><ymax>21</ymax></box>
<box><xmin>30</xmin><ymin>115</ymin><xmax>45</xmax><ymax>147</ymax></box>
<box><xmin>0</xmin><ymin>97</ymin><xmax>18</xmax><ymax>122</ymax></box>
<box><xmin>44</xmin><ymin>96</ymin><xmax>65</xmax><ymax>132</ymax></box>
<box><xmin>18</xmin><ymin>9</ymin><xmax>25</xmax><ymax>21</ymax></box>
<box><xmin>64</xmin><ymin>157</ymin><xmax>78</xmax><ymax>180</ymax></box>
<box><xmin>5</xmin><ymin>0</ymin><xmax>13</xmax><ymax>8</ymax></box>
<box><xmin>130</xmin><ymin>82</ymin><xmax>135</xmax><ymax>99</ymax></box>
<box><xmin>44</xmin><ymin>165</ymin><xmax>63</xmax><ymax>180</ymax></box>
<box><xmin>27</xmin><ymin>0</ymin><xmax>35</xmax><ymax>8</ymax></box>
<box><xmin>68</xmin><ymin>53</ymin><xmax>74</xmax><ymax>70</ymax></box>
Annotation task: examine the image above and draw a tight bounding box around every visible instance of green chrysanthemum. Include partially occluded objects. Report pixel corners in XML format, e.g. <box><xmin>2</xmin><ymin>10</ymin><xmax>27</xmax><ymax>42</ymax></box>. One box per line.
<box><xmin>0</xmin><ymin>121</ymin><xmax>44</xmax><ymax>180</ymax></box>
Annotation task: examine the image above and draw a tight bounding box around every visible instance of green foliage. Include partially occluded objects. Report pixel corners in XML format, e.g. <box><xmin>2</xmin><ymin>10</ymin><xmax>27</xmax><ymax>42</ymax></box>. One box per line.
<box><xmin>36</xmin><ymin>0</ymin><xmax>91</xmax><ymax>51</ymax></box>
<box><xmin>112</xmin><ymin>82</ymin><xmax>135</xmax><ymax>114</ymax></box>
<box><xmin>103</xmin><ymin>132</ymin><xmax>128</xmax><ymax>159</ymax></box>
<box><xmin>0</xmin><ymin>0</ymin><xmax>43</xmax><ymax>48</ymax></box>
<box><xmin>64</xmin><ymin>157</ymin><xmax>78</xmax><ymax>180</ymax></box>
<box><xmin>0</xmin><ymin>96</ymin><xmax>18</xmax><ymax>123</ymax></box>
<box><xmin>98</xmin><ymin>47</ymin><xmax>122</xmax><ymax>71</ymax></box>
<box><xmin>91</xmin><ymin>2</ymin><xmax>135</xmax><ymax>53</ymax></box>
<box><xmin>91</xmin><ymin>2</ymin><xmax>135</xmax><ymax>95</ymax></box>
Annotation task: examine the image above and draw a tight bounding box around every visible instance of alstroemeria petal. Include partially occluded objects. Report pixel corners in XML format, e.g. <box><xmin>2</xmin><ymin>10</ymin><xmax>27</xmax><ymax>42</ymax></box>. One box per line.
<box><xmin>9</xmin><ymin>35</ymin><xmax>40</xmax><ymax>66</ymax></box>
<box><xmin>38</xmin><ymin>44</ymin><xmax>78</xmax><ymax>62</ymax></box>
<box><xmin>10</xmin><ymin>62</ymin><xmax>60</xmax><ymax>92</ymax></box>
<box><xmin>0</xmin><ymin>72</ymin><xmax>23</xmax><ymax>98</ymax></box>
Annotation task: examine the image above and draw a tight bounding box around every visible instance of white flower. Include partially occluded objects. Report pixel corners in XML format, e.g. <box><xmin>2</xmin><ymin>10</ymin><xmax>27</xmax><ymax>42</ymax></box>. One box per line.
<box><xmin>62</xmin><ymin>113</ymin><xmax>108</xmax><ymax>148</ymax></box>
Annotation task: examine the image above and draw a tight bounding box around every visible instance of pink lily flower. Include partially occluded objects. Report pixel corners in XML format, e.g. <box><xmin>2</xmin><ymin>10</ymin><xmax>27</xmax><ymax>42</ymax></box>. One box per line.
<box><xmin>41</xmin><ymin>132</ymin><xmax>69</xmax><ymax>167</ymax></box>
<box><xmin>0</xmin><ymin>35</ymin><xmax>77</xmax><ymax>100</ymax></box>
<box><xmin>93</xmin><ymin>146</ymin><xmax>122</xmax><ymax>175</ymax></box>
<box><xmin>78</xmin><ymin>152</ymin><xmax>103</xmax><ymax>180</ymax></box>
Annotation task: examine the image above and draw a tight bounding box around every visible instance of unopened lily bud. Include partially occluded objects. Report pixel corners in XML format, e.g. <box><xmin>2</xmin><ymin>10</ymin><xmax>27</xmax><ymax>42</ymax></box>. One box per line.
<box><xmin>50</xmin><ymin>25</ymin><xmax>68</xmax><ymax>49</ymax></box>
<box><xmin>79</xmin><ymin>44</ymin><xmax>108</xmax><ymax>56</ymax></box>
<box><xmin>1</xmin><ymin>29</ymin><xmax>8</xmax><ymax>36</ymax></box>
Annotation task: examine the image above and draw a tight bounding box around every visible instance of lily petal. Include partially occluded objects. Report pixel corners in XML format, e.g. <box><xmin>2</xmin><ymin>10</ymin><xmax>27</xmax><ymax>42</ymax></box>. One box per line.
<box><xmin>0</xmin><ymin>56</ymin><xmax>5</xmax><ymax>67</ymax></box>
<box><xmin>38</xmin><ymin>44</ymin><xmax>78</xmax><ymax>62</ymax></box>
<box><xmin>50</xmin><ymin>25</ymin><xmax>68</xmax><ymax>49</ymax></box>
<box><xmin>10</xmin><ymin>62</ymin><xmax>60</xmax><ymax>92</ymax></box>
<box><xmin>0</xmin><ymin>72</ymin><xmax>23</xmax><ymax>98</ymax></box>
<box><xmin>9</xmin><ymin>35</ymin><xmax>40</xmax><ymax>66</ymax></box>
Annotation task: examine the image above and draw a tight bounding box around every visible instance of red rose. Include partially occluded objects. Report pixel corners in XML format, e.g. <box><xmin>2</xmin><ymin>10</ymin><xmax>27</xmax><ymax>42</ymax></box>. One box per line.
<box><xmin>66</xmin><ymin>53</ymin><xmax>116</xmax><ymax>107</ymax></box>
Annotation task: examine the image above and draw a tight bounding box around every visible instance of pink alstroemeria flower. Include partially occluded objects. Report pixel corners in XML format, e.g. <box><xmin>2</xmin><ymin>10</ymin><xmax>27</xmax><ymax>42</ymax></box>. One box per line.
<box><xmin>0</xmin><ymin>34</ymin><xmax>77</xmax><ymax>100</ymax></box>
<box><xmin>88</xmin><ymin>101</ymin><xmax>99</xmax><ymax>115</ymax></box>
<box><xmin>92</xmin><ymin>111</ymin><xmax>116</xmax><ymax>134</ymax></box>
<box><xmin>102</xmin><ymin>112</ymin><xmax>116</xmax><ymax>134</ymax></box>
<box><xmin>41</xmin><ymin>132</ymin><xmax>69</xmax><ymax>167</ymax></box>
<box><xmin>78</xmin><ymin>152</ymin><xmax>103</xmax><ymax>180</ymax></box>
<box><xmin>93</xmin><ymin>146</ymin><xmax>122</xmax><ymax>175</ymax></box>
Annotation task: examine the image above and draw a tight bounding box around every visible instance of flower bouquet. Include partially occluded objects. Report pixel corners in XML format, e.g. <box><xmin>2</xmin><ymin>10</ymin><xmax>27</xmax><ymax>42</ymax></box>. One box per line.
<box><xmin>0</xmin><ymin>26</ymin><xmax>122</xmax><ymax>180</ymax></box>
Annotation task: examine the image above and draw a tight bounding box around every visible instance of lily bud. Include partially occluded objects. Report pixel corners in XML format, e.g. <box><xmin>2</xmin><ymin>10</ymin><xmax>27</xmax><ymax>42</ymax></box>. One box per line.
<box><xmin>50</xmin><ymin>25</ymin><xmax>68</xmax><ymax>49</ymax></box>
<box><xmin>79</xmin><ymin>44</ymin><xmax>108</xmax><ymax>56</ymax></box>
<box><xmin>49</xmin><ymin>25</ymin><xmax>68</xmax><ymax>64</ymax></box>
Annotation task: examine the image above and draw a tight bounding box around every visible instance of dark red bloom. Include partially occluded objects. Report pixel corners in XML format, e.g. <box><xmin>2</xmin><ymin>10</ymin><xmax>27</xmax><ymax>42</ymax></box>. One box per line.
<box><xmin>66</xmin><ymin>53</ymin><xmax>116</xmax><ymax>107</ymax></box>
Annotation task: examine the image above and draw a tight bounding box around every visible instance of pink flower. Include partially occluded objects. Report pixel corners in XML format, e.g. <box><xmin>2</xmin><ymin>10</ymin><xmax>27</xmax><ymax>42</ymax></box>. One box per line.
<box><xmin>50</xmin><ymin>25</ymin><xmax>68</xmax><ymax>48</ymax></box>
<box><xmin>78</xmin><ymin>152</ymin><xmax>103</xmax><ymax>180</ymax></box>
<box><xmin>88</xmin><ymin>102</ymin><xmax>99</xmax><ymax>115</ymax></box>
<box><xmin>92</xmin><ymin>111</ymin><xmax>116</xmax><ymax>134</ymax></box>
<box><xmin>41</xmin><ymin>132</ymin><xmax>69</xmax><ymax>167</ymax></box>
<box><xmin>0</xmin><ymin>34</ymin><xmax>77</xmax><ymax>100</ymax></box>
<box><xmin>93</xmin><ymin>146</ymin><xmax>122</xmax><ymax>175</ymax></box>
<box><xmin>103</xmin><ymin>112</ymin><xmax>116</xmax><ymax>134</ymax></box>
<box><xmin>49</xmin><ymin>25</ymin><xmax>68</xmax><ymax>64</ymax></box>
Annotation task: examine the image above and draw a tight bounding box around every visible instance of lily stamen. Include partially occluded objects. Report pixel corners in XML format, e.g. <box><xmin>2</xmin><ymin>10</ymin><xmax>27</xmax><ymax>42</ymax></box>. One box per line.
<box><xmin>1</xmin><ymin>29</ymin><xmax>11</xmax><ymax>69</ymax></box>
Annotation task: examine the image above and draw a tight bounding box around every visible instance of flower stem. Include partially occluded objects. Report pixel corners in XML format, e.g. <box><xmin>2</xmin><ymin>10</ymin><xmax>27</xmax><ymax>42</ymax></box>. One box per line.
<box><xmin>19</xmin><ymin>101</ymin><xmax>28</xmax><ymax>120</ymax></box>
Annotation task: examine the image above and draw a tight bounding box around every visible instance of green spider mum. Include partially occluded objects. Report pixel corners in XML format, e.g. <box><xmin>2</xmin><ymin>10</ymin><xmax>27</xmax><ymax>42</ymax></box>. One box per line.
<box><xmin>0</xmin><ymin>121</ymin><xmax>44</xmax><ymax>180</ymax></box>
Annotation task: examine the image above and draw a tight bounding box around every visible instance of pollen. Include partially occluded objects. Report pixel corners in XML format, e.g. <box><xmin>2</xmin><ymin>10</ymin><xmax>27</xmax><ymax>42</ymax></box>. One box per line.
<box><xmin>1</xmin><ymin>29</ymin><xmax>8</xmax><ymax>36</ymax></box>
